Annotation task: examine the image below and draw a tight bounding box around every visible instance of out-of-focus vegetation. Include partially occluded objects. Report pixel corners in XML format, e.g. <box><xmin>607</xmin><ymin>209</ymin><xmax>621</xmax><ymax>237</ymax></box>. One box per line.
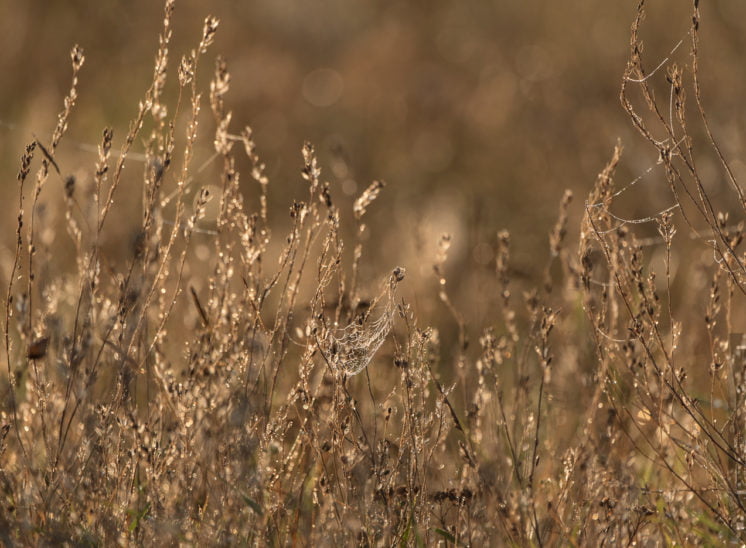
<box><xmin>3</xmin><ymin>1</ymin><xmax>744</xmax><ymax>312</ymax></box>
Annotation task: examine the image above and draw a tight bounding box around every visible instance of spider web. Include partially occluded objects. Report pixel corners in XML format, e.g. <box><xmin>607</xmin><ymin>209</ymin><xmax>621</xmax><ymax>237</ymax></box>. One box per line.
<box><xmin>327</xmin><ymin>267</ymin><xmax>404</xmax><ymax>376</ymax></box>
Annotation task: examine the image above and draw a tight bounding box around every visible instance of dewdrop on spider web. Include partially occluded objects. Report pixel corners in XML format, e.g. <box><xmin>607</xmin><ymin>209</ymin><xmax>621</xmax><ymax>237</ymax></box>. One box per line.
<box><xmin>328</xmin><ymin>266</ymin><xmax>405</xmax><ymax>375</ymax></box>
<box><xmin>327</xmin><ymin>267</ymin><xmax>405</xmax><ymax>376</ymax></box>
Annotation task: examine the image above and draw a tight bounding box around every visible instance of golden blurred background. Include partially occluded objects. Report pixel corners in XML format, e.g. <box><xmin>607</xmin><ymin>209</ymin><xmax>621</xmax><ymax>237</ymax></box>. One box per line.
<box><xmin>1</xmin><ymin>1</ymin><xmax>745</xmax><ymax>326</ymax></box>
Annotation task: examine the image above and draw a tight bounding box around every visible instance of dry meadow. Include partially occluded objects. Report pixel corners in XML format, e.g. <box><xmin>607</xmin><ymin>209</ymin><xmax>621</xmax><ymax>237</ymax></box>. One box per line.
<box><xmin>1</xmin><ymin>0</ymin><xmax>746</xmax><ymax>545</ymax></box>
